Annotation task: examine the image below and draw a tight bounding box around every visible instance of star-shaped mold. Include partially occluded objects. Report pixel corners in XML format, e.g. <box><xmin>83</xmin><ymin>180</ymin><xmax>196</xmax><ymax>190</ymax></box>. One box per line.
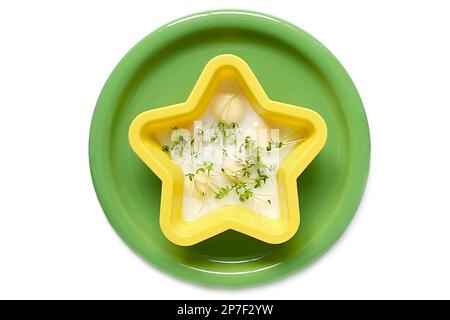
<box><xmin>129</xmin><ymin>54</ymin><xmax>327</xmax><ymax>246</ymax></box>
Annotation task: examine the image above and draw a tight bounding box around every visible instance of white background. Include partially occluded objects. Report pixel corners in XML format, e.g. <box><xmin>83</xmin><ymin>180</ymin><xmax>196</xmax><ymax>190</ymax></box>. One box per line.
<box><xmin>1</xmin><ymin>1</ymin><xmax>449</xmax><ymax>300</ymax></box>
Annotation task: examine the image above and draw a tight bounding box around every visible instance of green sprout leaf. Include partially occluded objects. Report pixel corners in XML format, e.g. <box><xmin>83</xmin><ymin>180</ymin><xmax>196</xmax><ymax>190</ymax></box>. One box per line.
<box><xmin>214</xmin><ymin>186</ymin><xmax>231</xmax><ymax>199</ymax></box>
<box><xmin>196</xmin><ymin>167</ymin><xmax>205</xmax><ymax>174</ymax></box>
<box><xmin>239</xmin><ymin>189</ymin><xmax>254</xmax><ymax>202</ymax></box>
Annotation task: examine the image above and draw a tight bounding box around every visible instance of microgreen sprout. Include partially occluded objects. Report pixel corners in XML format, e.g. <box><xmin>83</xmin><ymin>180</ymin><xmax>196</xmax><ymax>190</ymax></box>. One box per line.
<box><xmin>244</xmin><ymin>136</ymin><xmax>253</xmax><ymax>151</ymax></box>
<box><xmin>267</xmin><ymin>138</ymin><xmax>283</xmax><ymax>151</ymax></box>
<box><xmin>214</xmin><ymin>185</ymin><xmax>232</xmax><ymax>199</ymax></box>
<box><xmin>233</xmin><ymin>181</ymin><xmax>248</xmax><ymax>194</ymax></box>
<box><xmin>238</xmin><ymin>188</ymin><xmax>254</xmax><ymax>202</ymax></box>
<box><xmin>204</xmin><ymin>161</ymin><xmax>214</xmax><ymax>173</ymax></box>
<box><xmin>195</xmin><ymin>167</ymin><xmax>205</xmax><ymax>174</ymax></box>
<box><xmin>160</xmin><ymin>118</ymin><xmax>304</xmax><ymax>207</ymax></box>
<box><xmin>253</xmin><ymin>169</ymin><xmax>269</xmax><ymax>188</ymax></box>
<box><xmin>241</xmin><ymin>159</ymin><xmax>254</xmax><ymax>178</ymax></box>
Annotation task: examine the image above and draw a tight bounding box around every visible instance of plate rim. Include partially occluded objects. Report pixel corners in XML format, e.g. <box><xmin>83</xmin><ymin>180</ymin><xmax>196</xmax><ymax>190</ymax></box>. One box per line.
<box><xmin>89</xmin><ymin>9</ymin><xmax>371</xmax><ymax>287</ymax></box>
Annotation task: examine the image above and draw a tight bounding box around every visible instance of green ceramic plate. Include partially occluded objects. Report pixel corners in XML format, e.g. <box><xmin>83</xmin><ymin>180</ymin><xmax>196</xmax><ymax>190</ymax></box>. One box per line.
<box><xmin>89</xmin><ymin>10</ymin><xmax>370</xmax><ymax>287</ymax></box>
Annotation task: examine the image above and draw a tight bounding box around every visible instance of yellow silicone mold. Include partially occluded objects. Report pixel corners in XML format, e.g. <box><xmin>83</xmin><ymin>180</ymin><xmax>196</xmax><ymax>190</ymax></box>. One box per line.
<box><xmin>129</xmin><ymin>54</ymin><xmax>327</xmax><ymax>246</ymax></box>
